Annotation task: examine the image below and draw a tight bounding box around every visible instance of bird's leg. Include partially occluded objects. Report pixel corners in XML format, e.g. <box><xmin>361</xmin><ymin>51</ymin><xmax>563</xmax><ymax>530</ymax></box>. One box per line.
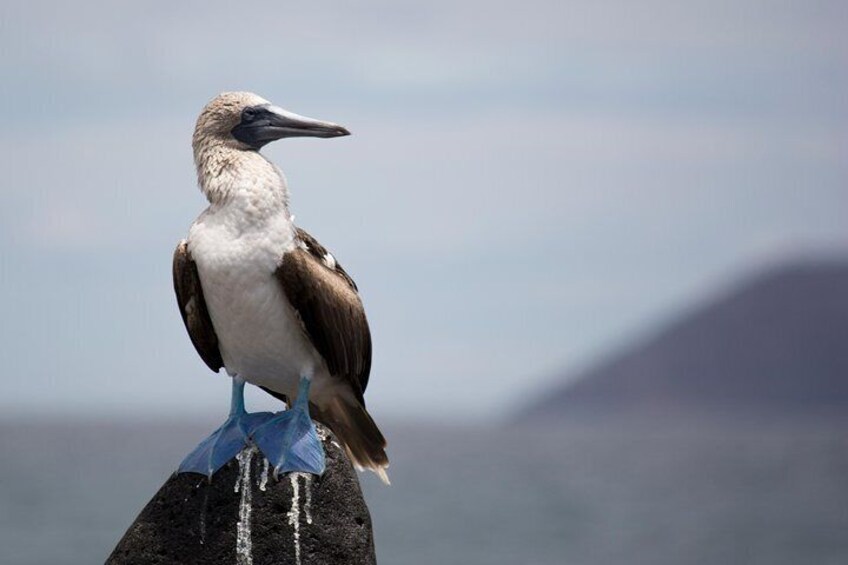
<box><xmin>251</xmin><ymin>376</ymin><xmax>326</xmax><ymax>479</ymax></box>
<box><xmin>178</xmin><ymin>376</ymin><xmax>273</xmax><ymax>479</ymax></box>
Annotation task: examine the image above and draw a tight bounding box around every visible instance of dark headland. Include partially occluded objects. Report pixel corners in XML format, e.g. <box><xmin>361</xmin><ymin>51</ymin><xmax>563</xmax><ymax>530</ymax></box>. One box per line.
<box><xmin>519</xmin><ymin>259</ymin><xmax>848</xmax><ymax>424</ymax></box>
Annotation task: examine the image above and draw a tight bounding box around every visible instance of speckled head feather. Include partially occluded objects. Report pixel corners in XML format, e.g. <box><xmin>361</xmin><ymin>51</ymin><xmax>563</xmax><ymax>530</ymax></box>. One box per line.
<box><xmin>193</xmin><ymin>91</ymin><xmax>270</xmax><ymax>150</ymax></box>
<box><xmin>191</xmin><ymin>92</ymin><xmax>277</xmax><ymax>204</ymax></box>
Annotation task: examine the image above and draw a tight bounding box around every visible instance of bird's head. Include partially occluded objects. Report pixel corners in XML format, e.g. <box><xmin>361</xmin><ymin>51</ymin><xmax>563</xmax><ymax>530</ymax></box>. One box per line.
<box><xmin>192</xmin><ymin>91</ymin><xmax>350</xmax><ymax>152</ymax></box>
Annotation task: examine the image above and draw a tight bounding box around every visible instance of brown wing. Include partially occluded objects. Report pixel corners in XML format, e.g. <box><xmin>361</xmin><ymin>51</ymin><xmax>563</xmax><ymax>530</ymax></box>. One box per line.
<box><xmin>276</xmin><ymin>228</ymin><xmax>372</xmax><ymax>399</ymax></box>
<box><xmin>294</xmin><ymin>227</ymin><xmax>359</xmax><ymax>291</ymax></box>
<box><xmin>173</xmin><ymin>241</ymin><xmax>224</xmax><ymax>372</ymax></box>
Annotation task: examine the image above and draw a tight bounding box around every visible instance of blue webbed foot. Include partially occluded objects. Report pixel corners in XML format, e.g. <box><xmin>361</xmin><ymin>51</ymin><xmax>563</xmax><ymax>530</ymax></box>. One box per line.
<box><xmin>177</xmin><ymin>412</ymin><xmax>269</xmax><ymax>477</ymax></box>
<box><xmin>178</xmin><ymin>377</ymin><xmax>275</xmax><ymax>478</ymax></box>
<box><xmin>251</xmin><ymin>377</ymin><xmax>326</xmax><ymax>478</ymax></box>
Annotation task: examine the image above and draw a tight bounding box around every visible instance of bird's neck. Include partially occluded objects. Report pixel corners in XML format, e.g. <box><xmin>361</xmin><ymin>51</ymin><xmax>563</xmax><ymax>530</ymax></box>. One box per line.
<box><xmin>194</xmin><ymin>140</ymin><xmax>291</xmax><ymax>220</ymax></box>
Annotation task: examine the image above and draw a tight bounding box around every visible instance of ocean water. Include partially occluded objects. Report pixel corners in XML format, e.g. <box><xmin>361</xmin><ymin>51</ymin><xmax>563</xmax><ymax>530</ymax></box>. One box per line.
<box><xmin>1</xmin><ymin>419</ymin><xmax>846</xmax><ymax>565</ymax></box>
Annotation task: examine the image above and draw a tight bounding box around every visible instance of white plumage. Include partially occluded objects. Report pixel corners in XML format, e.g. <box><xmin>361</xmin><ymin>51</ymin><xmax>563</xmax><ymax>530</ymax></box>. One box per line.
<box><xmin>187</xmin><ymin>152</ymin><xmax>336</xmax><ymax>402</ymax></box>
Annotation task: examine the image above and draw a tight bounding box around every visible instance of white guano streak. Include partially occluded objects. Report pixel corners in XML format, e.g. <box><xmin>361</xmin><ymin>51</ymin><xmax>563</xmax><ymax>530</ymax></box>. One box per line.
<box><xmin>287</xmin><ymin>474</ymin><xmax>302</xmax><ymax>565</ymax></box>
<box><xmin>234</xmin><ymin>446</ymin><xmax>257</xmax><ymax>565</ymax></box>
<box><xmin>287</xmin><ymin>472</ymin><xmax>316</xmax><ymax>565</ymax></box>
<box><xmin>304</xmin><ymin>474</ymin><xmax>313</xmax><ymax>525</ymax></box>
<box><xmin>259</xmin><ymin>457</ymin><xmax>270</xmax><ymax>492</ymax></box>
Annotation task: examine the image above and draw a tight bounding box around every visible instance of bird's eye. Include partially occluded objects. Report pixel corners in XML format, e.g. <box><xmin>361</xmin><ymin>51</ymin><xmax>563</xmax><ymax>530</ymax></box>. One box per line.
<box><xmin>243</xmin><ymin>108</ymin><xmax>257</xmax><ymax>121</ymax></box>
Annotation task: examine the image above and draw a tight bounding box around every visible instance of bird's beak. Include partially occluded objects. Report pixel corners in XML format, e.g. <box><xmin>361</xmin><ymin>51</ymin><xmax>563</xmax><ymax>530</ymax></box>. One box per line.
<box><xmin>232</xmin><ymin>104</ymin><xmax>350</xmax><ymax>148</ymax></box>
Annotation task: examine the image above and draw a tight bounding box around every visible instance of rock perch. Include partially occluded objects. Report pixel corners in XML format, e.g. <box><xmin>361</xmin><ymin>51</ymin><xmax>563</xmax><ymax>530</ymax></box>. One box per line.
<box><xmin>108</xmin><ymin>424</ymin><xmax>376</xmax><ymax>565</ymax></box>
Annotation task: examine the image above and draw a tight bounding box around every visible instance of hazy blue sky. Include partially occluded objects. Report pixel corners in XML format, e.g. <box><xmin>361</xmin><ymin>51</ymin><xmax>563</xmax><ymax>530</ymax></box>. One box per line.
<box><xmin>0</xmin><ymin>0</ymin><xmax>846</xmax><ymax>422</ymax></box>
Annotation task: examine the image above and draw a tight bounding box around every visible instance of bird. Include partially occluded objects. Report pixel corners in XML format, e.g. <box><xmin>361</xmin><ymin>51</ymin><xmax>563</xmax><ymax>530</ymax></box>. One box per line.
<box><xmin>173</xmin><ymin>92</ymin><xmax>388</xmax><ymax>483</ymax></box>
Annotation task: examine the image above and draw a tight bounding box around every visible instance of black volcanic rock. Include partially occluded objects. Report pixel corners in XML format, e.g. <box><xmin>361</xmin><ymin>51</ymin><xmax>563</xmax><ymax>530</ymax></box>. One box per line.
<box><xmin>521</xmin><ymin>260</ymin><xmax>848</xmax><ymax>422</ymax></box>
<box><xmin>107</xmin><ymin>424</ymin><xmax>376</xmax><ymax>565</ymax></box>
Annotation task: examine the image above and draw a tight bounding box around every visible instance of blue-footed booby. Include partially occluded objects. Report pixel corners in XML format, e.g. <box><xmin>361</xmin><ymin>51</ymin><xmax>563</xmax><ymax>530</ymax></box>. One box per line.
<box><xmin>174</xmin><ymin>92</ymin><xmax>388</xmax><ymax>483</ymax></box>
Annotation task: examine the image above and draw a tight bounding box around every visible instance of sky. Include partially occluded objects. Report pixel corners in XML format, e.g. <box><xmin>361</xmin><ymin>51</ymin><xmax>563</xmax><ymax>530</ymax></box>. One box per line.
<box><xmin>0</xmin><ymin>0</ymin><xmax>846</xmax><ymax>423</ymax></box>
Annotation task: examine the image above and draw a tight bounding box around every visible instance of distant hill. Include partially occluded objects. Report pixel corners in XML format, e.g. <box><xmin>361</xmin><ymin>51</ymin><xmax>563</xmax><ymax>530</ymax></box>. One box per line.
<box><xmin>520</xmin><ymin>259</ymin><xmax>848</xmax><ymax>423</ymax></box>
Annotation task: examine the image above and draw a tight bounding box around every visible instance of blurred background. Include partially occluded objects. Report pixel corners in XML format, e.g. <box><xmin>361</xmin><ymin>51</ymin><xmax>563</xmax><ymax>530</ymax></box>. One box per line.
<box><xmin>1</xmin><ymin>0</ymin><xmax>846</xmax><ymax>563</ymax></box>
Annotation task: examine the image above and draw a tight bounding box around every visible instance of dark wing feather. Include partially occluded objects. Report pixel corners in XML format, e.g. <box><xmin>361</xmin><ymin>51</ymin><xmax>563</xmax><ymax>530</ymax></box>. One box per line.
<box><xmin>294</xmin><ymin>227</ymin><xmax>359</xmax><ymax>291</ymax></box>
<box><xmin>173</xmin><ymin>241</ymin><xmax>224</xmax><ymax>372</ymax></box>
<box><xmin>277</xmin><ymin>229</ymin><xmax>372</xmax><ymax>399</ymax></box>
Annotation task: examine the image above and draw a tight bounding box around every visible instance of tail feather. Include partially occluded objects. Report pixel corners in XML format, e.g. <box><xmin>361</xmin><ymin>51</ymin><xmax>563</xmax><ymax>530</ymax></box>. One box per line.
<box><xmin>312</xmin><ymin>396</ymin><xmax>390</xmax><ymax>484</ymax></box>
